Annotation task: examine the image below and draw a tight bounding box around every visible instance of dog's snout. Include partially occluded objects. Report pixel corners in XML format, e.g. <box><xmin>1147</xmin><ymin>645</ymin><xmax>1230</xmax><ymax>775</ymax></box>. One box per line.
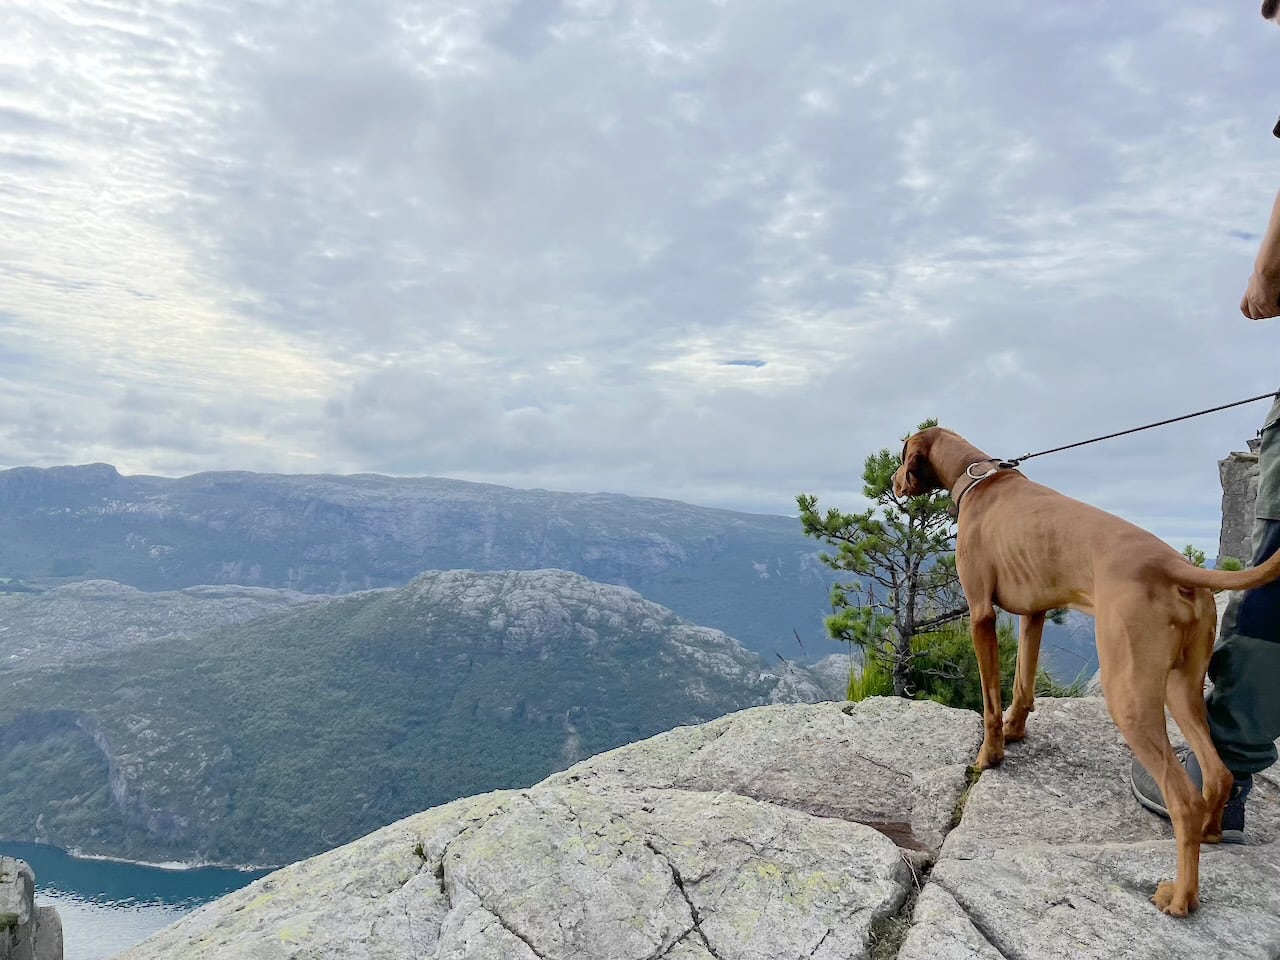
<box><xmin>891</xmin><ymin>465</ymin><xmax>908</xmax><ymax>497</ymax></box>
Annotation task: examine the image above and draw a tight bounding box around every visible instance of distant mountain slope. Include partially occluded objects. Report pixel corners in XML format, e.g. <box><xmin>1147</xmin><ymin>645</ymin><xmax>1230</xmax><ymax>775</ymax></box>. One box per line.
<box><xmin>0</xmin><ymin>569</ymin><xmax>826</xmax><ymax>867</ymax></box>
<box><xmin>0</xmin><ymin>579</ymin><xmax>320</xmax><ymax>671</ymax></box>
<box><xmin>0</xmin><ymin>463</ymin><xmax>836</xmax><ymax>658</ymax></box>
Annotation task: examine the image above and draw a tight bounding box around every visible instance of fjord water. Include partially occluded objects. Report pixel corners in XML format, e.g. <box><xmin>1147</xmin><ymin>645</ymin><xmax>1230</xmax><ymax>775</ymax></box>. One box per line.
<box><xmin>0</xmin><ymin>842</ymin><xmax>269</xmax><ymax>960</ymax></box>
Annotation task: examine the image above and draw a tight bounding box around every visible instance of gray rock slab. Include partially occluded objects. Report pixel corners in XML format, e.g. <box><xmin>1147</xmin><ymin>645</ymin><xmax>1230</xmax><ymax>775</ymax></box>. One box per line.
<box><xmin>119</xmin><ymin>783</ymin><xmax>915</xmax><ymax>960</ymax></box>
<box><xmin>31</xmin><ymin>908</ymin><xmax>61</xmax><ymax>960</ymax></box>
<box><xmin>551</xmin><ymin>698</ymin><xmax>983</xmax><ymax>855</ymax></box>
<box><xmin>897</xmin><ymin>885</ymin><xmax>1005</xmax><ymax>960</ymax></box>
<box><xmin>947</xmin><ymin>697</ymin><xmax>1280</xmax><ymax>857</ymax></box>
<box><xmin>922</xmin><ymin>840</ymin><xmax>1280</xmax><ymax>960</ymax></box>
<box><xmin>0</xmin><ymin>859</ymin><xmax>32</xmax><ymax>930</ymax></box>
<box><xmin>945</xmin><ymin>698</ymin><xmax>1173</xmax><ymax>856</ymax></box>
<box><xmin>904</xmin><ymin>696</ymin><xmax>1280</xmax><ymax>959</ymax></box>
<box><xmin>115</xmin><ymin>696</ymin><xmax>1280</xmax><ymax>960</ymax></box>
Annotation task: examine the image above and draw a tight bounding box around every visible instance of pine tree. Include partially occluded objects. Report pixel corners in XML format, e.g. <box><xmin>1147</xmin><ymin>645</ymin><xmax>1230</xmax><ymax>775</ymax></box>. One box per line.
<box><xmin>797</xmin><ymin>419</ymin><xmax>968</xmax><ymax>698</ymax></box>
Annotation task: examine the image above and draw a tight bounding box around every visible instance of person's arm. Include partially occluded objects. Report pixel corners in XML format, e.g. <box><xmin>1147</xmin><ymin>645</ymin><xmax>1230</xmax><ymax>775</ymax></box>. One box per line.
<box><xmin>1241</xmin><ymin>189</ymin><xmax>1280</xmax><ymax>320</ymax></box>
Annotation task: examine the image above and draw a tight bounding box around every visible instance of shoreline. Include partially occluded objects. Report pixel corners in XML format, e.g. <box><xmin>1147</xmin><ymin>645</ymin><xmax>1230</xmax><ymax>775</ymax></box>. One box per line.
<box><xmin>0</xmin><ymin>838</ymin><xmax>279</xmax><ymax>874</ymax></box>
<box><xmin>68</xmin><ymin>849</ymin><xmax>279</xmax><ymax>874</ymax></box>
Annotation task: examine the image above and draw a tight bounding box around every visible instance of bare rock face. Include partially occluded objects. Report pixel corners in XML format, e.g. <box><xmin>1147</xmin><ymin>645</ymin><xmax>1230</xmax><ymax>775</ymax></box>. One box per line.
<box><xmin>1219</xmin><ymin>449</ymin><xmax>1260</xmax><ymax>565</ymax></box>
<box><xmin>116</xmin><ymin>698</ymin><xmax>1280</xmax><ymax>960</ymax></box>
<box><xmin>904</xmin><ymin>698</ymin><xmax>1280</xmax><ymax>960</ymax></box>
<box><xmin>547</xmin><ymin>698</ymin><xmax>979</xmax><ymax>856</ymax></box>
<box><xmin>117</xmin><ymin>699</ymin><xmax>982</xmax><ymax>960</ymax></box>
<box><xmin>0</xmin><ymin>859</ymin><xmax>61</xmax><ymax>960</ymax></box>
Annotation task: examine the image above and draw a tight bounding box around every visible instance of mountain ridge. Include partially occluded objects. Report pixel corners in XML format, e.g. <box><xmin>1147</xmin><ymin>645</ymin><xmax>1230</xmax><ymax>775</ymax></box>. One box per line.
<box><xmin>0</xmin><ymin>462</ymin><xmax>836</xmax><ymax>659</ymax></box>
<box><xmin>0</xmin><ymin>568</ymin><xmax>834</xmax><ymax>866</ymax></box>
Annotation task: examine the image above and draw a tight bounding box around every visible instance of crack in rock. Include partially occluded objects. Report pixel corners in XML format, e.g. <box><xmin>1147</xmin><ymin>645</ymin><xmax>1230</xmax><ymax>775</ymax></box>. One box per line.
<box><xmin>481</xmin><ymin>903</ymin><xmax>549</xmax><ymax>960</ymax></box>
<box><xmin>852</xmin><ymin>752</ymin><xmax>912</xmax><ymax>782</ymax></box>
<box><xmin>691</xmin><ymin>716</ymin><xmax>738</xmax><ymax>757</ymax></box>
<box><xmin>644</xmin><ymin>838</ymin><xmax>725</xmax><ymax>960</ymax></box>
<box><xmin>443</xmin><ymin>861</ymin><xmax>550</xmax><ymax>960</ymax></box>
<box><xmin>648</xmin><ymin>927</ymin><xmax>699</xmax><ymax>960</ymax></box>
<box><xmin>402</xmin><ymin>896</ymin><xmax>423</xmax><ymax>960</ymax></box>
<box><xmin>807</xmin><ymin>926</ymin><xmax>834</xmax><ymax>957</ymax></box>
<box><xmin>929</xmin><ymin>878</ymin><xmax>1018</xmax><ymax>960</ymax></box>
<box><xmin>418</xmin><ymin>796</ymin><xmax>529</xmax><ymax>949</ymax></box>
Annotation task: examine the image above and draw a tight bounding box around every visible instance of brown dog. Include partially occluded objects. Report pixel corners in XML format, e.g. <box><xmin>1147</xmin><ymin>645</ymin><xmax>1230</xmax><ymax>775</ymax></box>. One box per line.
<box><xmin>893</xmin><ymin>427</ymin><xmax>1280</xmax><ymax>916</ymax></box>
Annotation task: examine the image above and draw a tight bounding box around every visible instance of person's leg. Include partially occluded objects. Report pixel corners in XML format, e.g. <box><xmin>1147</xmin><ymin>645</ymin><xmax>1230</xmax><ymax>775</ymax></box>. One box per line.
<box><xmin>1206</xmin><ymin>514</ymin><xmax>1280</xmax><ymax>777</ymax></box>
<box><xmin>1132</xmin><ymin>398</ymin><xmax>1280</xmax><ymax>836</ymax></box>
<box><xmin>1208</xmin><ymin>395</ymin><xmax>1280</xmax><ymax>776</ymax></box>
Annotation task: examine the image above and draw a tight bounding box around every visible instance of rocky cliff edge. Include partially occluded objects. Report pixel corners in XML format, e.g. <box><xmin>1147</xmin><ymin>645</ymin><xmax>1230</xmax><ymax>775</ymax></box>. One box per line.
<box><xmin>118</xmin><ymin>697</ymin><xmax>1280</xmax><ymax>960</ymax></box>
<box><xmin>0</xmin><ymin>858</ymin><xmax>61</xmax><ymax>960</ymax></box>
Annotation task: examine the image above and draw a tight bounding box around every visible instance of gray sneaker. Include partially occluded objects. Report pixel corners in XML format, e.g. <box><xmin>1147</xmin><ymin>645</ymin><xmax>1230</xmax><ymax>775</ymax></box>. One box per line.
<box><xmin>1130</xmin><ymin>747</ymin><xmax>1252</xmax><ymax>844</ymax></box>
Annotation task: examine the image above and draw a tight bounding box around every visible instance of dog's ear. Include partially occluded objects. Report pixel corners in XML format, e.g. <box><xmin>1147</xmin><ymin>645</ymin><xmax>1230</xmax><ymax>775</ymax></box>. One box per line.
<box><xmin>903</xmin><ymin>449</ymin><xmax>927</xmax><ymax>494</ymax></box>
<box><xmin>1265</xmin><ymin>0</ymin><xmax>1279</xmax><ymax>20</ymax></box>
<box><xmin>894</xmin><ymin>439</ymin><xmax>926</xmax><ymax>497</ymax></box>
<box><xmin>898</xmin><ymin>438</ymin><xmax>942</xmax><ymax>497</ymax></box>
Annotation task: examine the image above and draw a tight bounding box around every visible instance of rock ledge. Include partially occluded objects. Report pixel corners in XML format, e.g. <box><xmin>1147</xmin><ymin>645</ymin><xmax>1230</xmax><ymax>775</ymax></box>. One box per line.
<box><xmin>118</xmin><ymin>697</ymin><xmax>1280</xmax><ymax>960</ymax></box>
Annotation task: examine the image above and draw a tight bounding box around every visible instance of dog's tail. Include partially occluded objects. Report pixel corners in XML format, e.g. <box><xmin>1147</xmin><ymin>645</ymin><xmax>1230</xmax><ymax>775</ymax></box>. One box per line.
<box><xmin>1166</xmin><ymin>547</ymin><xmax>1280</xmax><ymax>592</ymax></box>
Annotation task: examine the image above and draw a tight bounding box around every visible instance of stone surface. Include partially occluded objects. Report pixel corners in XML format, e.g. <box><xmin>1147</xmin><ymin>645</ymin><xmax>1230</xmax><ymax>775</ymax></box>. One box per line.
<box><xmin>119</xmin><ymin>786</ymin><xmax>913</xmax><ymax>960</ymax></box>
<box><xmin>0</xmin><ymin>860</ymin><xmax>32</xmax><ymax>931</ymax></box>
<box><xmin>1219</xmin><ymin>450</ymin><xmax>1260</xmax><ymax>565</ymax></box>
<box><xmin>549</xmin><ymin>699</ymin><xmax>982</xmax><ymax>856</ymax></box>
<box><xmin>118</xmin><ymin>699</ymin><xmax>980</xmax><ymax>960</ymax></box>
<box><xmin>897</xmin><ymin>885</ymin><xmax>1004</xmax><ymax>960</ymax></box>
<box><xmin>944</xmin><ymin>699</ymin><xmax>1177</xmax><ymax>855</ymax></box>
<box><xmin>31</xmin><ymin>909</ymin><xmax>61</xmax><ymax>960</ymax></box>
<box><xmin>923</xmin><ymin>697</ymin><xmax>1280</xmax><ymax>960</ymax></box>
<box><xmin>116</xmin><ymin>697</ymin><xmax>1280</xmax><ymax>960</ymax></box>
<box><xmin>0</xmin><ymin>860</ymin><xmax>61</xmax><ymax>960</ymax></box>
<box><xmin>920</xmin><ymin>842</ymin><xmax>1280</xmax><ymax>960</ymax></box>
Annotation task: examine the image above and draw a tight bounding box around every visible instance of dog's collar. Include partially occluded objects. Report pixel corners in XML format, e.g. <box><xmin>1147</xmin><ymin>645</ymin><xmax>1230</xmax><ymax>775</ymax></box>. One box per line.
<box><xmin>949</xmin><ymin>460</ymin><xmax>1017</xmax><ymax>518</ymax></box>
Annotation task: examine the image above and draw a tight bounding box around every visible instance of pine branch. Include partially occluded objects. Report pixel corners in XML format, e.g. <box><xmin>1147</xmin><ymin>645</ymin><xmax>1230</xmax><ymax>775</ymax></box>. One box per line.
<box><xmin>911</xmin><ymin>606</ymin><xmax>970</xmax><ymax>633</ymax></box>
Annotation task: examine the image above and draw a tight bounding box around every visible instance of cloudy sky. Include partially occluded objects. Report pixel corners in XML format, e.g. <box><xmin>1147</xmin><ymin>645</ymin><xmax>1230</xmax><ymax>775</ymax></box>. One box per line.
<box><xmin>0</xmin><ymin>0</ymin><xmax>1277</xmax><ymax>550</ymax></box>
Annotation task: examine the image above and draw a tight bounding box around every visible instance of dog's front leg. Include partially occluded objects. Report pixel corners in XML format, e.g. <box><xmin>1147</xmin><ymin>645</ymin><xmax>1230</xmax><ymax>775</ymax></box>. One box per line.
<box><xmin>970</xmin><ymin>605</ymin><xmax>1005</xmax><ymax>768</ymax></box>
<box><xmin>1003</xmin><ymin>611</ymin><xmax>1046</xmax><ymax>742</ymax></box>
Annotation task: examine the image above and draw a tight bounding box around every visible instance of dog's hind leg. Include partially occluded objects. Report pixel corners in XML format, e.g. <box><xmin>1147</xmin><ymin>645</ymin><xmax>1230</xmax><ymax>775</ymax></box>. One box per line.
<box><xmin>970</xmin><ymin>604</ymin><xmax>1006</xmax><ymax>769</ymax></box>
<box><xmin>1165</xmin><ymin>613</ymin><xmax>1232</xmax><ymax>843</ymax></box>
<box><xmin>1003</xmin><ymin>611</ymin><xmax>1045</xmax><ymax>742</ymax></box>
<box><xmin>1100</xmin><ymin>618</ymin><xmax>1204</xmax><ymax>916</ymax></box>
<box><xmin>1166</xmin><ymin>668</ymin><xmax>1232</xmax><ymax>844</ymax></box>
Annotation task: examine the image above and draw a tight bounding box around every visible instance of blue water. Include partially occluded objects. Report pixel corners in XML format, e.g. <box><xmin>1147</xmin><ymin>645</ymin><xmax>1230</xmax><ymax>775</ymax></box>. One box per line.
<box><xmin>0</xmin><ymin>842</ymin><xmax>270</xmax><ymax>960</ymax></box>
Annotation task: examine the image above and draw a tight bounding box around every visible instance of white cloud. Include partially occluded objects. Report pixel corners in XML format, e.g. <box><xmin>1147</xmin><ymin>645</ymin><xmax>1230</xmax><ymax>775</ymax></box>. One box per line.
<box><xmin>0</xmin><ymin>0</ymin><xmax>1276</xmax><ymax>554</ymax></box>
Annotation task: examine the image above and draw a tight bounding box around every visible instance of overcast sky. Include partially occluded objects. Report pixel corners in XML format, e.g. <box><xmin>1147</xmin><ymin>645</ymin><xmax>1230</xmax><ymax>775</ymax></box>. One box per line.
<box><xmin>0</xmin><ymin>0</ymin><xmax>1277</xmax><ymax>550</ymax></box>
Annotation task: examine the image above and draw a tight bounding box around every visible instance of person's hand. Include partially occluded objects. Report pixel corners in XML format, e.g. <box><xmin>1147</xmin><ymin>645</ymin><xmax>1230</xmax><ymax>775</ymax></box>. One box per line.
<box><xmin>1241</xmin><ymin>269</ymin><xmax>1280</xmax><ymax>320</ymax></box>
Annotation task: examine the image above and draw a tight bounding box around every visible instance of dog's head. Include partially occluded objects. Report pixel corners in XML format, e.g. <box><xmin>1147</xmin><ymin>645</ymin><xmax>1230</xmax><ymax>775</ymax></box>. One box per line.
<box><xmin>1265</xmin><ymin>0</ymin><xmax>1279</xmax><ymax>21</ymax></box>
<box><xmin>892</xmin><ymin>430</ymin><xmax>945</xmax><ymax>498</ymax></box>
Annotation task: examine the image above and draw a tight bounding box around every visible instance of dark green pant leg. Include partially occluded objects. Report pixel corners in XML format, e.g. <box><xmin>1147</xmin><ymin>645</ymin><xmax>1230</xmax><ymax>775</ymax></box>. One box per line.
<box><xmin>1208</xmin><ymin>397</ymin><xmax>1280</xmax><ymax>777</ymax></box>
<box><xmin>1206</xmin><ymin>614</ymin><xmax>1280</xmax><ymax>775</ymax></box>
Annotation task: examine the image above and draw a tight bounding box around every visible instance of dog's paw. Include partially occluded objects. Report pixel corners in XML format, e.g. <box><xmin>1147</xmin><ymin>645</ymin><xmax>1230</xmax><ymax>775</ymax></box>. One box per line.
<box><xmin>1002</xmin><ymin>705</ymin><xmax>1032</xmax><ymax>742</ymax></box>
<box><xmin>1151</xmin><ymin>882</ymin><xmax>1198</xmax><ymax>917</ymax></box>
<box><xmin>975</xmin><ymin>745</ymin><xmax>1005</xmax><ymax>769</ymax></box>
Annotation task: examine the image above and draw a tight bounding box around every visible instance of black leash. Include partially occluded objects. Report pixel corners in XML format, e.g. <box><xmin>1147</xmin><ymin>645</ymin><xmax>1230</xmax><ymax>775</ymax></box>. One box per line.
<box><xmin>1003</xmin><ymin>390</ymin><xmax>1279</xmax><ymax>468</ymax></box>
